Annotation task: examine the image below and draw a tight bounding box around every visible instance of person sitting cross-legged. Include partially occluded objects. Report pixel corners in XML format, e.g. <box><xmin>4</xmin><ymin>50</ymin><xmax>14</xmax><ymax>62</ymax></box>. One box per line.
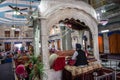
<box><xmin>72</xmin><ymin>43</ymin><xmax>88</xmax><ymax>67</ymax></box>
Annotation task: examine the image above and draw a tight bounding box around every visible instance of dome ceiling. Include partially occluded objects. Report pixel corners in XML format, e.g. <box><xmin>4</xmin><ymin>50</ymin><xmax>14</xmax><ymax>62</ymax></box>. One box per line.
<box><xmin>0</xmin><ymin>0</ymin><xmax>40</xmax><ymax>26</ymax></box>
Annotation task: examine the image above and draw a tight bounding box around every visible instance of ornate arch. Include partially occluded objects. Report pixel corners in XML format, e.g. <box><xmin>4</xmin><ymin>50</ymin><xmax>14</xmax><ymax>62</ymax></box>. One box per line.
<box><xmin>40</xmin><ymin>1</ymin><xmax>100</xmax><ymax>63</ymax></box>
<box><xmin>44</xmin><ymin>7</ymin><xmax>99</xmax><ymax>61</ymax></box>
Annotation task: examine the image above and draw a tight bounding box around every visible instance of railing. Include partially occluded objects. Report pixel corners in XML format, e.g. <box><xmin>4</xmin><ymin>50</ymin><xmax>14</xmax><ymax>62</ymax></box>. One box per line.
<box><xmin>0</xmin><ymin>37</ymin><xmax>33</xmax><ymax>43</ymax></box>
<box><xmin>100</xmin><ymin>58</ymin><xmax>120</xmax><ymax>80</ymax></box>
<box><xmin>0</xmin><ymin>37</ymin><xmax>33</xmax><ymax>40</ymax></box>
<box><xmin>93</xmin><ymin>71</ymin><xmax>116</xmax><ymax>80</ymax></box>
<box><xmin>12</xmin><ymin>58</ymin><xmax>18</xmax><ymax>80</ymax></box>
<box><xmin>100</xmin><ymin>58</ymin><xmax>120</xmax><ymax>70</ymax></box>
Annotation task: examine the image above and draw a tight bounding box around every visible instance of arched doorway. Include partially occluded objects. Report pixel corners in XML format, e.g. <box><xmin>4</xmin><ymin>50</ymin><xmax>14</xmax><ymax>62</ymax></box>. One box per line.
<box><xmin>48</xmin><ymin>18</ymin><xmax>94</xmax><ymax>54</ymax></box>
<box><xmin>39</xmin><ymin>1</ymin><xmax>99</xmax><ymax>79</ymax></box>
<box><xmin>42</xmin><ymin>7</ymin><xmax>98</xmax><ymax>58</ymax></box>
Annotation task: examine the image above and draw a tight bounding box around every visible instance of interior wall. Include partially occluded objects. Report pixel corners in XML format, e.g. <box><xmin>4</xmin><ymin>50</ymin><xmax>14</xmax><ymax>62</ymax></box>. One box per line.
<box><xmin>108</xmin><ymin>31</ymin><xmax>120</xmax><ymax>54</ymax></box>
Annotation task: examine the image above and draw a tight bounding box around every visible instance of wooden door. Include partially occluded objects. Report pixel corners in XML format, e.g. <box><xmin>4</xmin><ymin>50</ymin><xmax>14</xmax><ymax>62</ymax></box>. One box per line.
<box><xmin>5</xmin><ymin>42</ymin><xmax>11</xmax><ymax>51</ymax></box>
<box><xmin>109</xmin><ymin>32</ymin><xmax>120</xmax><ymax>54</ymax></box>
<box><xmin>57</xmin><ymin>39</ymin><xmax>61</xmax><ymax>50</ymax></box>
<box><xmin>98</xmin><ymin>35</ymin><xmax>104</xmax><ymax>53</ymax></box>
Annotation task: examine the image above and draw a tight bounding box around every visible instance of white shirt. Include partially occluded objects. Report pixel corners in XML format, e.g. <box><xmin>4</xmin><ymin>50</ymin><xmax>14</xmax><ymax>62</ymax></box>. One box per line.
<box><xmin>72</xmin><ymin>51</ymin><xmax>78</xmax><ymax>60</ymax></box>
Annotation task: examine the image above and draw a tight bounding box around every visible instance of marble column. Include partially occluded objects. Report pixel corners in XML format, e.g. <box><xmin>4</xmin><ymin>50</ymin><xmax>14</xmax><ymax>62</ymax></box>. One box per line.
<box><xmin>66</xmin><ymin>28</ymin><xmax>72</xmax><ymax>50</ymax></box>
<box><xmin>11</xmin><ymin>29</ymin><xmax>14</xmax><ymax>37</ymax></box>
<box><xmin>78</xmin><ymin>30</ymin><xmax>84</xmax><ymax>48</ymax></box>
<box><xmin>60</xmin><ymin>25</ymin><xmax>66</xmax><ymax>50</ymax></box>
<box><xmin>11</xmin><ymin>41</ymin><xmax>14</xmax><ymax>51</ymax></box>
<box><xmin>93</xmin><ymin>33</ymin><xmax>100</xmax><ymax>61</ymax></box>
<box><xmin>33</xmin><ymin>19</ymin><xmax>40</xmax><ymax>57</ymax></box>
<box><xmin>84</xmin><ymin>31</ymin><xmax>90</xmax><ymax>46</ymax></box>
<box><xmin>40</xmin><ymin>19</ymin><xmax>50</xmax><ymax>80</ymax></box>
<box><xmin>103</xmin><ymin>33</ymin><xmax>109</xmax><ymax>53</ymax></box>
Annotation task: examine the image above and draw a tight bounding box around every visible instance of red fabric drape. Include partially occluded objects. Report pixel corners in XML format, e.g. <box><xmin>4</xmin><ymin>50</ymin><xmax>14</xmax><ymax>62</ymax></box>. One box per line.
<box><xmin>52</xmin><ymin>57</ymin><xmax>65</xmax><ymax>71</ymax></box>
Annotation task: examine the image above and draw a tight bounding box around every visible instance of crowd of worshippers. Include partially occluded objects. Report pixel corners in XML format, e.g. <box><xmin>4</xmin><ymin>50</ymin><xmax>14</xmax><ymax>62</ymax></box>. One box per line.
<box><xmin>13</xmin><ymin>44</ymin><xmax>34</xmax><ymax>56</ymax></box>
<box><xmin>0</xmin><ymin>45</ymin><xmax>34</xmax><ymax>63</ymax></box>
<box><xmin>0</xmin><ymin>51</ymin><xmax>13</xmax><ymax>63</ymax></box>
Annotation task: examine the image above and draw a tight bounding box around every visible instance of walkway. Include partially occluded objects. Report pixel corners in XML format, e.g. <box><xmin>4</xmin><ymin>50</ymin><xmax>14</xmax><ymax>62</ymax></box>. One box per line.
<box><xmin>0</xmin><ymin>63</ymin><xmax>15</xmax><ymax>80</ymax></box>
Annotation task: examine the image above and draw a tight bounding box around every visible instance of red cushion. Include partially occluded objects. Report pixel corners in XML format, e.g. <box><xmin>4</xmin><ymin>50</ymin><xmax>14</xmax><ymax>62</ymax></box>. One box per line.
<box><xmin>52</xmin><ymin>57</ymin><xmax>65</xmax><ymax>71</ymax></box>
<box><xmin>68</xmin><ymin>59</ymin><xmax>76</xmax><ymax>66</ymax></box>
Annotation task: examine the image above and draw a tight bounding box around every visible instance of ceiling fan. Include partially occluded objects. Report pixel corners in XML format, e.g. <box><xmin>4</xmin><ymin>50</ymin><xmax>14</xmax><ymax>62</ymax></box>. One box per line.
<box><xmin>8</xmin><ymin>0</ymin><xmax>28</xmax><ymax>14</ymax></box>
<box><xmin>19</xmin><ymin>0</ymin><xmax>34</xmax><ymax>18</ymax></box>
<box><xmin>8</xmin><ymin>5</ymin><xmax>28</xmax><ymax>11</ymax></box>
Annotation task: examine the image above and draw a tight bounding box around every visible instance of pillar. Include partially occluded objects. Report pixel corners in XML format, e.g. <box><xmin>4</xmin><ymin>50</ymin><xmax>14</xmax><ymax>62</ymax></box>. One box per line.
<box><xmin>11</xmin><ymin>41</ymin><xmax>14</xmax><ymax>51</ymax></box>
<box><xmin>103</xmin><ymin>33</ymin><xmax>109</xmax><ymax>53</ymax></box>
<box><xmin>84</xmin><ymin>31</ymin><xmax>90</xmax><ymax>46</ymax></box>
<box><xmin>93</xmin><ymin>33</ymin><xmax>100</xmax><ymax>61</ymax></box>
<box><xmin>66</xmin><ymin>28</ymin><xmax>72</xmax><ymax>50</ymax></box>
<box><xmin>60</xmin><ymin>24</ymin><xmax>66</xmax><ymax>50</ymax></box>
<box><xmin>33</xmin><ymin>19</ymin><xmax>40</xmax><ymax>57</ymax></box>
<box><xmin>11</xmin><ymin>29</ymin><xmax>14</xmax><ymax>37</ymax></box>
<box><xmin>40</xmin><ymin>19</ymin><xmax>50</xmax><ymax>80</ymax></box>
<box><xmin>78</xmin><ymin>30</ymin><xmax>84</xmax><ymax>48</ymax></box>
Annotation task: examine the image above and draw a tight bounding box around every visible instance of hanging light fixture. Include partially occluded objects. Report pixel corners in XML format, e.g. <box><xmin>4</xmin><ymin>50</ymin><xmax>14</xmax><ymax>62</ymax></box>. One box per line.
<box><xmin>13</xmin><ymin>10</ymin><xmax>21</xmax><ymax>15</ymax></box>
<box><xmin>11</xmin><ymin>16</ymin><xmax>16</xmax><ymax>30</ymax></box>
<box><xmin>11</xmin><ymin>25</ymin><xmax>16</xmax><ymax>30</ymax></box>
<box><xmin>11</xmin><ymin>5</ymin><xmax>16</xmax><ymax>30</ymax></box>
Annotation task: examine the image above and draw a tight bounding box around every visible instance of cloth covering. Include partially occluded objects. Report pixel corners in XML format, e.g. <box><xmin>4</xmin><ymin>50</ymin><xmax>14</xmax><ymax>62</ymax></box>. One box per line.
<box><xmin>52</xmin><ymin>57</ymin><xmax>65</xmax><ymax>71</ymax></box>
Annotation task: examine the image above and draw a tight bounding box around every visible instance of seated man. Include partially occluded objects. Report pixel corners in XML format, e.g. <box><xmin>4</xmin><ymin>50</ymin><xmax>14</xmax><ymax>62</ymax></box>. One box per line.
<box><xmin>72</xmin><ymin>43</ymin><xmax>88</xmax><ymax>67</ymax></box>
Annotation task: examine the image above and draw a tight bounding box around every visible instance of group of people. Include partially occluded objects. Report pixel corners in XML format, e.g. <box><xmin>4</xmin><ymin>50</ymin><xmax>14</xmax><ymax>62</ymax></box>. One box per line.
<box><xmin>13</xmin><ymin>44</ymin><xmax>34</xmax><ymax>57</ymax></box>
<box><xmin>15</xmin><ymin>43</ymin><xmax>89</xmax><ymax>80</ymax></box>
<box><xmin>49</xmin><ymin>43</ymin><xmax>89</xmax><ymax>67</ymax></box>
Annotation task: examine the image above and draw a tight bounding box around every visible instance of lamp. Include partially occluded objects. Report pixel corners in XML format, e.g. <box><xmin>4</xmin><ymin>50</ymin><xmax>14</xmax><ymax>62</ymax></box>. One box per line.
<box><xmin>11</xmin><ymin>8</ymin><xmax>16</xmax><ymax>30</ymax></box>
<box><xmin>13</xmin><ymin>10</ymin><xmax>21</xmax><ymax>15</ymax></box>
<box><xmin>11</xmin><ymin>25</ymin><xmax>16</xmax><ymax>30</ymax></box>
<box><xmin>99</xmin><ymin>20</ymin><xmax>108</xmax><ymax>26</ymax></box>
<box><xmin>101</xmin><ymin>29</ymin><xmax>109</xmax><ymax>33</ymax></box>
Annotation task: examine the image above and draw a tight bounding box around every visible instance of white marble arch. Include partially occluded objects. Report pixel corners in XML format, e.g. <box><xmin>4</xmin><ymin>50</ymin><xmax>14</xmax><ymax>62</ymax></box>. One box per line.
<box><xmin>39</xmin><ymin>1</ymin><xmax>99</xmax><ymax>80</ymax></box>
<box><xmin>46</xmin><ymin>9</ymin><xmax>99</xmax><ymax>59</ymax></box>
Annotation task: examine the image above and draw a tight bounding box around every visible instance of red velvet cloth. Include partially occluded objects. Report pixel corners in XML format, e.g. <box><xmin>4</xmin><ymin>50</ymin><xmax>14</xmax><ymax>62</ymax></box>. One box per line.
<box><xmin>56</xmin><ymin>50</ymin><xmax>75</xmax><ymax>56</ymax></box>
<box><xmin>52</xmin><ymin>57</ymin><xmax>65</xmax><ymax>71</ymax></box>
<box><xmin>67</xmin><ymin>59</ymin><xmax>76</xmax><ymax>66</ymax></box>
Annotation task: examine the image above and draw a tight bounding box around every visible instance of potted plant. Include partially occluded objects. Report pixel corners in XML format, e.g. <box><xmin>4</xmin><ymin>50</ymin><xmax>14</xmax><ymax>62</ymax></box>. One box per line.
<box><xmin>28</xmin><ymin>55</ymin><xmax>47</xmax><ymax>80</ymax></box>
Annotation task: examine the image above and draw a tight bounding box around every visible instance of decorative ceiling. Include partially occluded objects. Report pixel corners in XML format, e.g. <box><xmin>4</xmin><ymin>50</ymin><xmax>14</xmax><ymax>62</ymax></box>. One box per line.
<box><xmin>0</xmin><ymin>0</ymin><xmax>40</xmax><ymax>26</ymax></box>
